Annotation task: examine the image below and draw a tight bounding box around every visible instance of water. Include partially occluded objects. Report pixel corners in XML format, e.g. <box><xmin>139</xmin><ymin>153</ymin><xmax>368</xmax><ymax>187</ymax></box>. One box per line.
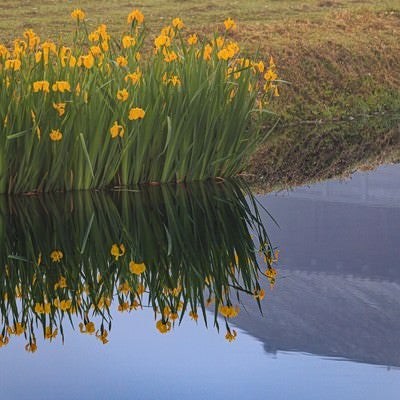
<box><xmin>0</xmin><ymin>166</ymin><xmax>400</xmax><ymax>399</ymax></box>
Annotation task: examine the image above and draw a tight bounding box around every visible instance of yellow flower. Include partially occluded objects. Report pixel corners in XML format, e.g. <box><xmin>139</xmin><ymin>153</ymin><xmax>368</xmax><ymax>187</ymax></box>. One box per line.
<box><xmin>23</xmin><ymin>29</ymin><xmax>40</xmax><ymax>49</ymax></box>
<box><xmin>69</xmin><ymin>56</ymin><xmax>77</xmax><ymax>67</ymax></box>
<box><xmin>88</xmin><ymin>31</ymin><xmax>100</xmax><ymax>42</ymax></box>
<box><xmin>172</xmin><ymin>18</ymin><xmax>184</xmax><ymax>30</ymax></box>
<box><xmin>45</xmin><ymin>327</ymin><xmax>58</xmax><ymax>340</ymax></box>
<box><xmin>224</xmin><ymin>18</ymin><xmax>236</xmax><ymax>31</ymax></box>
<box><xmin>0</xmin><ymin>44</ymin><xmax>10</xmax><ymax>58</ymax></box>
<box><xmin>156</xmin><ymin>320</ymin><xmax>172</xmax><ymax>334</ymax></box>
<box><xmin>71</xmin><ymin>8</ymin><xmax>85</xmax><ymax>21</ymax></box>
<box><xmin>52</xmin><ymin>81</ymin><xmax>71</xmax><ymax>92</ymax></box>
<box><xmin>35</xmin><ymin>51</ymin><xmax>42</xmax><ymax>63</ymax></box>
<box><xmin>264</xmin><ymin>68</ymin><xmax>278</xmax><ymax>82</ymax></box>
<box><xmin>49</xmin><ymin>129</ymin><xmax>63</xmax><ymax>141</ymax></box>
<box><xmin>225</xmin><ymin>329</ymin><xmax>237</xmax><ymax>342</ymax></box>
<box><xmin>217</xmin><ymin>48</ymin><xmax>230</xmax><ymax>61</ymax></box>
<box><xmin>154</xmin><ymin>34</ymin><xmax>171</xmax><ymax>49</ymax></box>
<box><xmin>90</xmin><ymin>45</ymin><xmax>102</xmax><ymax>57</ymax></box>
<box><xmin>33</xmin><ymin>81</ymin><xmax>50</xmax><ymax>93</ymax></box>
<box><xmin>53</xmin><ymin>102</ymin><xmax>66</xmax><ymax>116</ymax></box>
<box><xmin>215</xmin><ymin>37</ymin><xmax>225</xmax><ymax>48</ymax></box>
<box><xmin>125</xmin><ymin>70</ymin><xmax>142</xmax><ymax>85</ymax></box>
<box><xmin>50</xmin><ymin>249</ymin><xmax>63</xmax><ymax>261</ymax></box>
<box><xmin>122</xmin><ymin>35</ymin><xmax>136</xmax><ymax>48</ymax></box>
<box><xmin>187</xmin><ymin>34</ymin><xmax>198</xmax><ymax>45</ymax></box>
<box><xmin>25</xmin><ymin>339</ymin><xmax>38</xmax><ymax>353</ymax></box>
<box><xmin>168</xmin><ymin>75</ymin><xmax>181</xmax><ymax>87</ymax></box>
<box><xmin>129</xmin><ymin>261</ymin><xmax>146</xmax><ymax>275</ymax></box>
<box><xmin>128</xmin><ymin>107</ymin><xmax>145</xmax><ymax>120</ymax></box>
<box><xmin>127</xmin><ymin>9</ymin><xmax>145</xmax><ymax>24</ymax></box>
<box><xmin>96</xmin><ymin>330</ymin><xmax>109</xmax><ymax>344</ymax></box>
<box><xmin>203</xmin><ymin>44</ymin><xmax>213</xmax><ymax>61</ymax></box>
<box><xmin>116</xmin><ymin>56</ymin><xmax>128</xmax><ymax>67</ymax></box>
<box><xmin>111</xmin><ymin>243</ymin><xmax>126</xmax><ymax>260</ymax></box>
<box><xmin>5</xmin><ymin>59</ymin><xmax>21</xmax><ymax>71</ymax></box>
<box><xmin>163</xmin><ymin>50</ymin><xmax>177</xmax><ymax>63</ymax></box>
<box><xmin>110</xmin><ymin>121</ymin><xmax>125</xmax><ymax>138</ymax></box>
<box><xmin>116</xmin><ymin>88</ymin><xmax>129</xmax><ymax>102</ymax></box>
<box><xmin>79</xmin><ymin>321</ymin><xmax>95</xmax><ymax>334</ymax></box>
<box><xmin>78</xmin><ymin>54</ymin><xmax>94</xmax><ymax>69</ymax></box>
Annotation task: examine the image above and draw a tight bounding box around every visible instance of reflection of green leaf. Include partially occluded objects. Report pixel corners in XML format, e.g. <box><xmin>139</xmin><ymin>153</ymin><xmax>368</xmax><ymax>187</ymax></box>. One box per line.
<box><xmin>80</xmin><ymin>213</ymin><xmax>95</xmax><ymax>254</ymax></box>
<box><xmin>7</xmin><ymin>255</ymin><xmax>29</xmax><ymax>263</ymax></box>
<box><xmin>0</xmin><ymin>180</ymin><xmax>277</xmax><ymax>349</ymax></box>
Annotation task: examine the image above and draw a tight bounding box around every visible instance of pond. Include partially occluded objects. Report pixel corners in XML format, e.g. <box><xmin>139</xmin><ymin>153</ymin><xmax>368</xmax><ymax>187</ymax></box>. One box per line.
<box><xmin>0</xmin><ymin>164</ymin><xmax>399</xmax><ymax>399</ymax></box>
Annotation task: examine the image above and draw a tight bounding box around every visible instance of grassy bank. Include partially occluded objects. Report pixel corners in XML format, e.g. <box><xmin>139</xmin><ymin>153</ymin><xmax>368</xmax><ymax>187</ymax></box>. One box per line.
<box><xmin>1</xmin><ymin>0</ymin><xmax>399</xmax><ymax>122</ymax></box>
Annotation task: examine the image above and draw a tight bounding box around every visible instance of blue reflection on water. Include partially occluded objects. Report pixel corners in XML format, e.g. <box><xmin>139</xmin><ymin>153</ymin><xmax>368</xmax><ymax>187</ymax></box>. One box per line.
<box><xmin>1</xmin><ymin>308</ymin><xmax>399</xmax><ymax>400</ymax></box>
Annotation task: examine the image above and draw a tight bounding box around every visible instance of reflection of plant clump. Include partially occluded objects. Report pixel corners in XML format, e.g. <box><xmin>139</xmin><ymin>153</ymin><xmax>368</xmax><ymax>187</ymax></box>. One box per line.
<box><xmin>0</xmin><ymin>9</ymin><xmax>279</xmax><ymax>194</ymax></box>
<box><xmin>0</xmin><ymin>181</ymin><xmax>279</xmax><ymax>352</ymax></box>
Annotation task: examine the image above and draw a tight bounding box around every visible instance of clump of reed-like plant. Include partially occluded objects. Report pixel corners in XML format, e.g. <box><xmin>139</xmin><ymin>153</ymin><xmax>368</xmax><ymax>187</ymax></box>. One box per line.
<box><xmin>0</xmin><ymin>180</ymin><xmax>279</xmax><ymax>351</ymax></box>
<box><xmin>0</xmin><ymin>9</ymin><xmax>279</xmax><ymax>194</ymax></box>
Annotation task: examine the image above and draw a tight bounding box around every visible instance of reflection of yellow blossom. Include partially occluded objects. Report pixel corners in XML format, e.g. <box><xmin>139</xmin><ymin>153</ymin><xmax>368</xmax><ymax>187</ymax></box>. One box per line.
<box><xmin>79</xmin><ymin>322</ymin><xmax>95</xmax><ymax>334</ymax></box>
<box><xmin>129</xmin><ymin>261</ymin><xmax>146</xmax><ymax>275</ymax></box>
<box><xmin>54</xmin><ymin>276</ymin><xmax>67</xmax><ymax>290</ymax></box>
<box><xmin>189</xmin><ymin>311</ymin><xmax>198</xmax><ymax>321</ymax></box>
<box><xmin>54</xmin><ymin>298</ymin><xmax>71</xmax><ymax>311</ymax></box>
<box><xmin>8</xmin><ymin>322</ymin><xmax>25</xmax><ymax>336</ymax></box>
<box><xmin>35</xmin><ymin>302</ymin><xmax>51</xmax><ymax>314</ymax></box>
<box><xmin>45</xmin><ymin>327</ymin><xmax>58</xmax><ymax>340</ymax></box>
<box><xmin>254</xmin><ymin>288</ymin><xmax>265</xmax><ymax>300</ymax></box>
<box><xmin>118</xmin><ymin>302</ymin><xmax>129</xmax><ymax>312</ymax></box>
<box><xmin>225</xmin><ymin>329</ymin><xmax>237</xmax><ymax>342</ymax></box>
<box><xmin>0</xmin><ymin>335</ymin><xmax>9</xmax><ymax>347</ymax></box>
<box><xmin>118</xmin><ymin>281</ymin><xmax>131</xmax><ymax>294</ymax></box>
<box><xmin>111</xmin><ymin>243</ymin><xmax>125</xmax><ymax>260</ymax></box>
<box><xmin>96</xmin><ymin>330</ymin><xmax>109</xmax><ymax>344</ymax></box>
<box><xmin>156</xmin><ymin>320</ymin><xmax>171</xmax><ymax>334</ymax></box>
<box><xmin>219</xmin><ymin>305</ymin><xmax>240</xmax><ymax>318</ymax></box>
<box><xmin>25</xmin><ymin>339</ymin><xmax>38</xmax><ymax>353</ymax></box>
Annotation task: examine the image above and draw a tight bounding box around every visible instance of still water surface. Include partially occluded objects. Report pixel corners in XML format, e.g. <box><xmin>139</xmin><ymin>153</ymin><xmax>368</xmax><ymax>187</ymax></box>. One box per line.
<box><xmin>1</xmin><ymin>165</ymin><xmax>400</xmax><ymax>399</ymax></box>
